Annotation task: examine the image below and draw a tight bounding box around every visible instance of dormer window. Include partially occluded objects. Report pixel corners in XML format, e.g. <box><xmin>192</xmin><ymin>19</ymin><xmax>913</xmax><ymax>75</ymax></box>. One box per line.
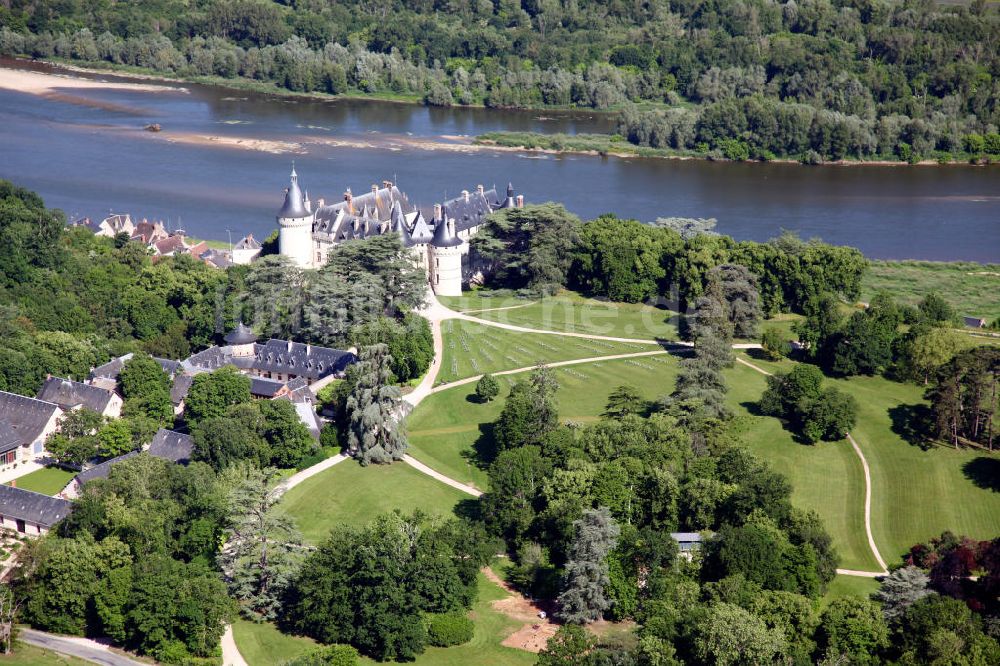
<box><xmin>289</xmin><ymin>358</ymin><xmax>296</xmax><ymax>368</ymax></box>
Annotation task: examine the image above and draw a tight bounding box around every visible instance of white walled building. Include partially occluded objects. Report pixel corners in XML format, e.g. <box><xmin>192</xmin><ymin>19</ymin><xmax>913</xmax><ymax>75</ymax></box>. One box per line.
<box><xmin>0</xmin><ymin>391</ymin><xmax>62</xmax><ymax>472</ymax></box>
<box><xmin>273</xmin><ymin>166</ymin><xmax>523</xmax><ymax>295</ymax></box>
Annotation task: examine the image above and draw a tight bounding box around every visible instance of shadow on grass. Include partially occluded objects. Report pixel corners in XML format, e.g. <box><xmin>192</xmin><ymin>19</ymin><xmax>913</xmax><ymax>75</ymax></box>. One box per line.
<box><xmin>467</xmin><ymin>422</ymin><xmax>497</xmax><ymax>470</ymax></box>
<box><xmin>962</xmin><ymin>457</ymin><xmax>1000</xmax><ymax>492</ymax></box>
<box><xmin>740</xmin><ymin>400</ymin><xmax>816</xmax><ymax>445</ymax></box>
<box><xmin>454</xmin><ymin>498</ymin><xmax>484</xmax><ymax>521</ymax></box>
<box><xmin>889</xmin><ymin>404</ymin><xmax>934</xmax><ymax>449</ymax></box>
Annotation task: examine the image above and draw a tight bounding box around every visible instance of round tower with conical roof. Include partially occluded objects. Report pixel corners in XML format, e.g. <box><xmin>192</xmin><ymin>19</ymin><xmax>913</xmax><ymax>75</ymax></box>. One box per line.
<box><xmin>277</xmin><ymin>164</ymin><xmax>314</xmax><ymax>268</ymax></box>
<box><xmin>430</xmin><ymin>208</ymin><xmax>463</xmax><ymax>296</ymax></box>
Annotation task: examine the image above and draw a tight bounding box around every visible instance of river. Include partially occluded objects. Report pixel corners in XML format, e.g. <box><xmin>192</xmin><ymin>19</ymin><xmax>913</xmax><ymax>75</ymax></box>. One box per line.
<box><xmin>0</xmin><ymin>59</ymin><xmax>997</xmax><ymax>262</ymax></box>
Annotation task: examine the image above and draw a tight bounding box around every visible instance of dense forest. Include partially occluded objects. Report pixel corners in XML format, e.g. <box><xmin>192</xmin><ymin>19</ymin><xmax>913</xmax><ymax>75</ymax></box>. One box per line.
<box><xmin>0</xmin><ymin>0</ymin><xmax>998</xmax><ymax>161</ymax></box>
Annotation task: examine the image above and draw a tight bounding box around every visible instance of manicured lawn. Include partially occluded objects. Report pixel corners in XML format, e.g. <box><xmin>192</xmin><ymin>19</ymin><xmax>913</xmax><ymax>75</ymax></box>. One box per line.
<box><xmin>733</xmin><ymin>352</ymin><xmax>1000</xmax><ymax>567</ymax></box>
<box><xmin>10</xmin><ymin>467</ymin><xmax>75</xmax><ymax>495</ymax></box>
<box><xmin>407</xmin><ymin>354</ymin><xmax>680</xmax><ymax>490</ymax></box>
<box><xmin>443</xmin><ymin>290</ymin><xmax>681</xmax><ymax>341</ymax></box>
<box><xmin>820</xmin><ymin>575</ymin><xmax>881</xmax><ymax>610</ymax></box>
<box><xmin>438</xmin><ymin>318</ymin><xmax>659</xmax><ymax>384</ymax></box>
<box><xmin>826</xmin><ymin>372</ymin><xmax>1000</xmax><ymax>563</ymax></box>
<box><xmin>232</xmin><ymin>618</ymin><xmax>317</xmax><ymax>666</ymax></box>
<box><xmin>725</xmin><ymin>360</ymin><xmax>880</xmax><ymax>572</ymax></box>
<box><xmin>279</xmin><ymin>459</ymin><xmax>470</xmax><ymax>543</ymax></box>
<box><xmin>0</xmin><ymin>644</ymin><xmax>89</xmax><ymax>665</ymax></box>
<box><xmin>234</xmin><ymin>571</ymin><xmax>535</xmax><ymax>666</ymax></box>
<box><xmin>862</xmin><ymin>260</ymin><xmax>1000</xmax><ymax>320</ymax></box>
<box><xmin>441</xmin><ymin>290</ymin><xmax>801</xmax><ymax>344</ymax></box>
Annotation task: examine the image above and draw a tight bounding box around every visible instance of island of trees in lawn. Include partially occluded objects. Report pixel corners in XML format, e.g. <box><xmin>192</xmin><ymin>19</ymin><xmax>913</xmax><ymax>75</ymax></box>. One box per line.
<box><xmin>1</xmin><ymin>0</ymin><xmax>998</xmax><ymax>162</ymax></box>
<box><xmin>0</xmin><ymin>180</ymin><xmax>997</xmax><ymax>664</ymax></box>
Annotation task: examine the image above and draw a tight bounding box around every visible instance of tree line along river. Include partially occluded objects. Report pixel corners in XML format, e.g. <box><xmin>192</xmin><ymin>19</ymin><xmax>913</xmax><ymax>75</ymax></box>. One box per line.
<box><xmin>1</xmin><ymin>58</ymin><xmax>997</xmax><ymax>262</ymax></box>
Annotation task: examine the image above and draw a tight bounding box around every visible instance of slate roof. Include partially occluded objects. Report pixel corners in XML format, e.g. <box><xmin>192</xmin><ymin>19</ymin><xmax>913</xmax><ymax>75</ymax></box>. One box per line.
<box><xmin>225</xmin><ymin>322</ymin><xmax>258</xmax><ymax>345</ymax></box>
<box><xmin>254</xmin><ymin>340</ymin><xmax>356</xmax><ymax>380</ymax></box>
<box><xmin>201</xmin><ymin>249</ymin><xmax>233</xmax><ymax>269</ymax></box>
<box><xmin>0</xmin><ymin>392</ymin><xmax>60</xmax><ymax>454</ymax></box>
<box><xmin>439</xmin><ymin>187</ymin><xmax>500</xmax><ymax>235</ymax></box>
<box><xmin>235</xmin><ymin>234</ymin><xmax>262</xmax><ymax>250</ymax></box>
<box><xmin>277</xmin><ymin>167</ymin><xmax>310</xmax><ymax>218</ymax></box>
<box><xmin>312</xmin><ymin>184</ymin><xmax>415</xmax><ymax>242</ymax></box>
<box><xmin>147</xmin><ymin>429</ymin><xmax>193</xmax><ymax>465</ymax></box>
<box><xmin>75</xmin><ymin>451</ymin><xmax>140</xmax><ymax>485</ymax></box>
<box><xmin>171</xmin><ymin>373</ymin><xmax>195</xmax><ymax>405</ymax></box>
<box><xmin>408</xmin><ymin>211</ymin><xmax>435</xmax><ymax>245</ymax></box>
<box><xmin>964</xmin><ymin>316</ymin><xmax>987</xmax><ymax>328</ymax></box>
<box><xmin>670</xmin><ymin>532</ymin><xmax>703</xmax><ymax>551</ymax></box>
<box><xmin>0</xmin><ymin>485</ymin><xmax>72</xmax><ymax>528</ymax></box>
<box><xmin>37</xmin><ymin>377</ymin><xmax>115</xmax><ymax>414</ymax></box>
<box><xmin>250</xmin><ymin>376</ymin><xmax>286</xmax><ymax>398</ymax></box>
<box><xmin>432</xmin><ymin>217</ymin><xmax>462</xmax><ymax>248</ymax></box>
<box><xmin>90</xmin><ymin>353</ymin><xmax>180</xmax><ymax>381</ymax></box>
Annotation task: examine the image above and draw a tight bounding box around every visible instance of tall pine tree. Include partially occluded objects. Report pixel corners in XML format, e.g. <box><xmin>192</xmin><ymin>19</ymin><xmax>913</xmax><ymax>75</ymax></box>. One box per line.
<box><xmin>347</xmin><ymin>344</ymin><xmax>408</xmax><ymax>464</ymax></box>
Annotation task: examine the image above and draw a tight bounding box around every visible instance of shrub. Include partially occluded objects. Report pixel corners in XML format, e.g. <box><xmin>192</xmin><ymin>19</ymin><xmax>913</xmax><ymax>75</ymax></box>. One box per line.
<box><xmin>761</xmin><ymin>328</ymin><xmax>788</xmax><ymax>361</ymax></box>
<box><xmin>476</xmin><ymin>373</ymin><xmax>500</xmax><ymax>402</ymax></box>
<box><xmin>285</xmin><ymin>644</ymin><xmax>360</xmax><ymax>665</ymax></box>
<box><xmin>426</xmin><ymin>612</ymin><xmax>474</xmax><ymax>647</ymax></box>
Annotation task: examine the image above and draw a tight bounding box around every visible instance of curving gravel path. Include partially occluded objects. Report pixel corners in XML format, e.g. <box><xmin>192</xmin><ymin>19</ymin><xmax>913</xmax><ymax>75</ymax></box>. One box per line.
<box><xmin>734</xmin><ymin>356</ymin><xmax>888</xmax><ymax>577</ymax></box>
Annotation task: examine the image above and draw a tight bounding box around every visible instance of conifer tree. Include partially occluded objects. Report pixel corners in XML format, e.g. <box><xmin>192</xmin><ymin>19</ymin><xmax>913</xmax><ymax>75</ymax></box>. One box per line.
<box><xmin>557</xmin><ymin>506</ymin><xmax>620</xmax><ymax>624</ymax></box>
<box><xmin>346</xmin><ymin>344</ymin><xmax>408</xmax><ymax>464</ymax></box>
<box><xmin>218</xmin><ymin>466</ymin><xmax>306</xmax><ymax>620</ymax></box>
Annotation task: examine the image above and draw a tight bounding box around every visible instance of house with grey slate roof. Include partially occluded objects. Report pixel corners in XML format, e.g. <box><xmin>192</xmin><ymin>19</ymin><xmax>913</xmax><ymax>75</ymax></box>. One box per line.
<box><xmin>0</xmin><ymin>391</ymin><xmax>62</xmax><ymax>472</ymax></box>
<box><xmin>0</xmin><ymin>484</ymin><xmax>72</xmax><ymax>535</ymax></box>
<box><xmin>65</xmin><ymin>428</ymin><xmax>194</xmax><ymax>498</ymax></box>
<box><xmin>273</xmin><ymin>165</ymin><xmax>523</xmax><ymax>295</ymax></box>
<box><xmin>37</xmin><ymin>376</ymin><xmax>122</xmax><ymax>418</ymax></box>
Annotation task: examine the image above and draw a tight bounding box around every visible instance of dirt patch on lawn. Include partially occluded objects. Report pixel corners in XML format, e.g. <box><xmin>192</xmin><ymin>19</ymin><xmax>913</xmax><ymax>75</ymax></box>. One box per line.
<box><xmin>483</xmin><ymin>566</ymin><xmax>559</xmax><ymax>653</ymax></box>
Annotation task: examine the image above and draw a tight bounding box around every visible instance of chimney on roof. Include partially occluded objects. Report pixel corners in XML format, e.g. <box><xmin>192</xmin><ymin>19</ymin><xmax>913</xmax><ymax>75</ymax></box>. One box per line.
<box><xmin>9</xmin><ymin>480</ymin><xmax>14</xmax><ymax>488</ymax></box>
<box><xmin>462</xmin><ymin>189</ymin><xmax>469</xmax><ymax>202</ymax></box>
<box><xmin>433</xmin><ymin>203</ymin><xmax>443</xmax><ymax>221</ymax></box>
<box><xmin>516</xmin><ymin>195</ymin><xmax>524</xmax><ymax>208</ymax></box>
<box><xmin>372</xmin><ymin>184</ymin><xmax>379</xmax><ymax>195</ymax></box>
<box><xmin>383</xmin><ymin>180</ymin><xmax>392</xmax><ymax>189</ymax></box>
<box><xmin>477</xmin><ymin>184</ymin><xmax>484</xmax><ymax>196</ymax></box>
<box><xmin>287</xmin><ymin>340</ymin><xmax>293</xmax><ymax>353</ymax></box>
<box><xmin>306</xmin><ymin>344</ymin><xmax>311</xmax><ymax>355</ymax></box>
<box><xmin>317</xmin><ymin>197</ymin><xmax>325</xmax><ymax>208</ymax></box>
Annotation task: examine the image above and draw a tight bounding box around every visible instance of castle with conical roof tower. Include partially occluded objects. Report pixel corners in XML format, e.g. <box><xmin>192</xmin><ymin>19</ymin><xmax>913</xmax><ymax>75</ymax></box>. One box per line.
<box><xmin>274</xmin><ymin>165</ymin><xmax>524</xmax><ymax>296</ymax></box>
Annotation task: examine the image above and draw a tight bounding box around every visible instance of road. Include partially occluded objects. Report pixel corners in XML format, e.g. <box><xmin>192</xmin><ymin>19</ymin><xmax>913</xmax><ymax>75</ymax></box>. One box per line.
<box><xmin>19</xmin><ymin>628</ymin><xmax>145</xmax><ymax>666</ymax></box>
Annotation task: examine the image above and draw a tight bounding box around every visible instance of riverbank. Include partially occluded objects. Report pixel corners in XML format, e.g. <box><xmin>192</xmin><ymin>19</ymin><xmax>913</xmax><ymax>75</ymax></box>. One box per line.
<box><xmin>475</xmin><ymin>131</ymin><xmax>999</xmax><ymax>167</ymax></box>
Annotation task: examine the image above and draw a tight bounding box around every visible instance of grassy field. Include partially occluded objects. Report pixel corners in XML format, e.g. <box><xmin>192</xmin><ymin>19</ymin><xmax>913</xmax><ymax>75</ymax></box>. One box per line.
<box><xmin>407</xmin><ymin>353</ymin><xmax>680</xmax><ymax>490</ymax></box>
<box><xmin>862</xmin><ymin>260</ymin><xmax>1000</xmax><ymax>320</ymax></box>
<box><xmin>233</xmin><ymin>571</ymin><xmax>534</xmax><ymax>666</ymax></box>
<box><xmin>9</xmin><ymin>467</ymin><xmax>75</xmax><ymax>495</ymax></box>
<box><xmin>440</xmin><ymin>290</ymin><xmax>800</xmax><ymax>344</ymax></box>
<box><xmin>279</xmin><ymin>460</ymin><xmax>470</xmax><ymax>543</ymax></box>
<box><xmin>232</xmin><ymin>619</ymin><xmax>317</xmax><ymax>665</ymax></box>
<box><xmin>826</xmin><ymin>372</ymin><xmax>1000</xmax><ymax>563</ymax></box>
<box><xmin>734</xmin><ymin>352</ymin><xmax>1000</xmax><ymax>566</ymax></box>
<box><xmin>438</xmin><ymin>318</ymin><xmax>660</xmax><ymax>384</ymax></box>
<box><xmin>440</xmin><ymin>291</ymin><xmax>680</xmax><ymax>340</ymax></box>
<box><xmin>0</xmin><ymin>644</ymin><xmax>89</xmax><ymax>665</ymax></box>
<box><xmin>725</xmin><ymin>359</ymin><xmax>880</xmax><ymax>571</ymax></box>
<box><xmin>819</xmin><ymin>575</ymin><xmax>881</xmax><ymax>609</ymax></box>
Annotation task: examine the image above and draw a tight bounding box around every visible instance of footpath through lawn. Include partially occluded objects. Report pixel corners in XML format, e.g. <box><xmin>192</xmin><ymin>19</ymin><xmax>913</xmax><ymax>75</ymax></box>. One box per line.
<box><xmin>407</xmin><ymin>354</ymin><xmax>681</xmax><ymax>490</ymax></box>
<box><xmin>438</xmin><ymin>318</ymin><xmax>661</xmax><ymax>384</ymax></box>
<box><xmin>279</xmin><ymin>460</ymin><xmax>470</xmax><ymax>544</ymax></box>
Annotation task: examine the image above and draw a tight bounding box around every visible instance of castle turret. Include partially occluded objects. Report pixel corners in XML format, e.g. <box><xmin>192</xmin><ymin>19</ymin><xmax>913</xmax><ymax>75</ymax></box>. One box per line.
<box><xmin>430</xmin><ymin>210</ymin><xmax>463</xmax><ymax>297</ymax></box>
<box><xmin>277</xmin><ymin>164</ymin><xmax>313</xmax><ymax>268</ymax></box>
